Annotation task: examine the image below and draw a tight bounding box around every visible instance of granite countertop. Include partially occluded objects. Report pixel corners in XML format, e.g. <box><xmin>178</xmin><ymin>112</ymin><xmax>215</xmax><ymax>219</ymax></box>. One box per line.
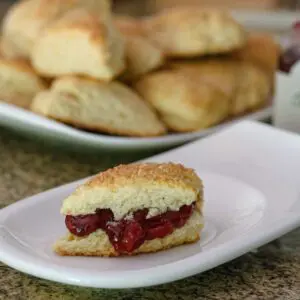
<box><xmin>0</xmin><ymin>127</ymin><xmax>299</xmax><ymax>300</ymax></box>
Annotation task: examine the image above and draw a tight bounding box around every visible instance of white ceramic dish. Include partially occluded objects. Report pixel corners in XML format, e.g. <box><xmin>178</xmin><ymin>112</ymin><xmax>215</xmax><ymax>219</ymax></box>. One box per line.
<box><xmin>0</xmin><ymin>101</ymin><xmax>272</xmax><ymax>151</ymax></box>
<box><xmin>1</xmin><ymin>120</ymin><xmax>300</xmax><ymax>289</ymax></box>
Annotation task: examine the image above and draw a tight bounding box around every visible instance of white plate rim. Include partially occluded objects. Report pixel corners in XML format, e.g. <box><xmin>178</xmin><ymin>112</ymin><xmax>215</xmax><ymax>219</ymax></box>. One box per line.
<box><xmin>0</xmin><ymin>101</ymin><xmax>272</xmax><ymax>151</ymax></box>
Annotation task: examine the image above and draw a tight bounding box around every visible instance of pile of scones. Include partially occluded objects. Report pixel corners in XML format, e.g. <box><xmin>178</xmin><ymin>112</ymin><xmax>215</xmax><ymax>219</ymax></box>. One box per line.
<box><xmin>0</xmin><ymin>0</ymin><xmax>281</xmax><ymax>137</ymax></box>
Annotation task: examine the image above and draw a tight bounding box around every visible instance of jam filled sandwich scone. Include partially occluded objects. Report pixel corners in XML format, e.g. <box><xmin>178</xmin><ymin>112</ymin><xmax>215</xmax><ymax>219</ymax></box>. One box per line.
<box><xmin>54</xmin><ymin>163</ymin><xmax>204</xmax><ymax>256</ymax></box>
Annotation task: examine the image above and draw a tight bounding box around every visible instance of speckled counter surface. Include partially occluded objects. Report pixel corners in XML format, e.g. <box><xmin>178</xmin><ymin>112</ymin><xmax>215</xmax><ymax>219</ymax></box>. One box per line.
<box><xmin>0</xmin><ymin>127</ymin><xmax>300</xmax><ymax>300</ymax></box>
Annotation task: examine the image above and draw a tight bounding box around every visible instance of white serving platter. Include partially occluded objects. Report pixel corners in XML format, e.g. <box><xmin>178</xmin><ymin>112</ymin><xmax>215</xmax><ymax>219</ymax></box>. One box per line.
<box><xmin>0</xmin><ymin>120</ymin><xmax>299</xmax><ymax>288</ymax></box>
<box><xmin>0</xmin><ymin>101</ymin><xmax>272</xmax><ymax>151</ymax></box>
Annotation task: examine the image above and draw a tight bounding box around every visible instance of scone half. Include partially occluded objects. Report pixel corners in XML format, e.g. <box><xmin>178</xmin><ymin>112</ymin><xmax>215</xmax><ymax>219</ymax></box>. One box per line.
<box><xmin>134</xmin><ymin>69</ymin><xmax>230</xmax><ymax>132</ymax></box>
<box><xmin>54</xmin><ymin>163</ymin><xmax>204</xmax><ymax>256</ymax></box>
<box><xmin>31</xmin><ymin>76</ymin><xmax>166</xmax><ymax>137</ymax></box>
<box><xmin>31</xmin><ymin>8</ymin><xmax>125</xmax><ymax>81</ymax></box>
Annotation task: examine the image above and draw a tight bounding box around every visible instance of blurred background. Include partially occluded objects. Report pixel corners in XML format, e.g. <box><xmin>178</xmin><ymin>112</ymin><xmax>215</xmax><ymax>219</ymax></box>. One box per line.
<box><xmin>108</xmin><ymin>0</ymin><xmax>300</xmax><ymax>40</ymax></box>
<box><xmin>112</xmin><ymin>0</ymin><xmax>300</xmax><ymax>15</ymax></box>
<box><xmin>0</xmin><ymin>0</ymin><xmax>299</xmax><ymax>37</ymax></box>
<box><xmin>1</xmin><ymin>0</ymin><xmax>300</xmax><ymax>16</ymax></box>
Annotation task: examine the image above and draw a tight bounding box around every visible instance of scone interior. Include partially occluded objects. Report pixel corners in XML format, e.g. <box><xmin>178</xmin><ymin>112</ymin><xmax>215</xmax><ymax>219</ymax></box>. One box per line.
<box><xmin>54</xmin><ymin>163</ymin><xmax>204</xmax><ymax>256</ymax></box>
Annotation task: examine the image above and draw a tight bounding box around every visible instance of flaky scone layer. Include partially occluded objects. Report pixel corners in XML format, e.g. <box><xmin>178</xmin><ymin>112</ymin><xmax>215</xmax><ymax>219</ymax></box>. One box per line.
<box><xmin>61</xmin><ymin>163</ymin><xmax>203</xmax><ymax>219</ymax></box>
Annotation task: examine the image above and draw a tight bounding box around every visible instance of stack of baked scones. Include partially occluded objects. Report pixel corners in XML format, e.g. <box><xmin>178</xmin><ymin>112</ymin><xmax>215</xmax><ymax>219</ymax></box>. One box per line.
<box><xmin>0</xmin><ymin>0</ymin><xmax>281</xmax><ymax>136</ymax></box>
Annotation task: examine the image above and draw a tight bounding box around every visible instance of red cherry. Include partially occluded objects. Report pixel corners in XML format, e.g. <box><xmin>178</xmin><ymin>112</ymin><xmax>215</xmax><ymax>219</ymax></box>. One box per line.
<box><xmin>120</xmin><ymin>221</ymin><xmax>144</xmax><ymax>253</ymax></box>
<box><xmin>65</xmin><ymin>203</ymin><xmax>195</xmax><ymax>254</ymax></box>
<box><xmin>96</xmin><ymin>209</ymin><xmax>114</xmax><ymax>228</ymax></box>
<box><xmin>133</xmin><ymin>209</ymin><xmax>148</xmax><ymax>222</ymax></box>
<box><xmin>65</xmin><ymin>214</ymin><xmax>100</xmax><ymax>236</ymax></box>
<box><xmin>279</xmin><ymin>46</ymin><xmax>300</xmax><ymax>73</ymax></box>
<box><xmin>146</xmin><ymin>219</ymin><xmax>174</xmax><ymax>240</ymax></box>
<box><xmin>293</xmin><ymin>21</ymin><xmax>300</xmax><ymax>31</ymax></box>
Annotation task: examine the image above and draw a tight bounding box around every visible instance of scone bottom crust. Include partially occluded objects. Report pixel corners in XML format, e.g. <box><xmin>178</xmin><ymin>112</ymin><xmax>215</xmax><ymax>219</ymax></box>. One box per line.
<box><xmin>56</xmin><ymin>163</ymin><xmax>204</xmax><ymax>256</ymax></box>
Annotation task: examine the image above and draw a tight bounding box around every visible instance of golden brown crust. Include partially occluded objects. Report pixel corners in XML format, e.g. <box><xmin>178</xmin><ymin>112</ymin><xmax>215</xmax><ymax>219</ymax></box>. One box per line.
<box><xmin>231</xmin><ymin>32</ymin><xmax>281</xmax><ymax>76</ymax></box>
<box><xmin>134</xmin><ymin>69</ymin><xmax>230</xmax><ymax>132</ymax></box>
<box><xmin>1</xmin><ymin>0</ymin><xmax>111</xmax><ymax>58</ymax></box>
<box><xmin>0</xmin><ymin>58</ymin><xmax>40</xmax><ymax>76</ymax></box>
<box><xmin>168</xmin><ymin>58</ymin><xmax>237</xmax><ymax>99</ymax></box>
<box><xmin>46</xmin><ymin>9</ymin><xmax>107</xmax><ymax>44</ymax></box>
<box><xmin>142</xmin><ymin>7</ymin><xmax>246</xmax><ymax>57</ymax></box>
<box><xmin>114</xmin><ymin>14</ymin><xmax>145</xmax><ymax>36</ymax></box>
<box><xmin>85</xmin><ymin>163</ymin><xmax>203</xmax><ymax>192</ymax></box>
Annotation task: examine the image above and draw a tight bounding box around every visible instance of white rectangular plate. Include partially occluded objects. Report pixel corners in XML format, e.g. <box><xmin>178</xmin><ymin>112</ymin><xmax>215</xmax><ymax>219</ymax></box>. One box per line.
<box><xmin>0</xmin><ymin>120</ymin><xmax>299</xmax><ymax>289</ymax></box>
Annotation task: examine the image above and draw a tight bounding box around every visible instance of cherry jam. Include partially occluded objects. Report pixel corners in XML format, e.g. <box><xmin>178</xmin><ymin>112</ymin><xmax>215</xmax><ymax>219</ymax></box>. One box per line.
<box><xmin>280</xmin><ymin>21</ymin><xmax>300</xmax><ymax>73</ymax></box>
<box><xmin>65</xmin><ymin>203</ymin><xmax>195</xmax><ymax>254</ymax></box>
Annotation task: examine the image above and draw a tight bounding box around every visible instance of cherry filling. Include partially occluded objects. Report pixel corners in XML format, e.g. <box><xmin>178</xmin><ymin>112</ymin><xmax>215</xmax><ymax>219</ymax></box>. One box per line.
<box><xmin>65</xmin><ymin>203</ymin><xmax>195</xmax><ymax>254</ymax></box>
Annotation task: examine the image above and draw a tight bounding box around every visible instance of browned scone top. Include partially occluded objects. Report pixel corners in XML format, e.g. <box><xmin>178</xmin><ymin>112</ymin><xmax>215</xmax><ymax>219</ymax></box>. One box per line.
<box><xmin>142</xmin><ymin>6</ymin><xmax>247</xmax><ymax>57</ymax></box>
<box><xmin>113</xmin><ymin>14</ymin><xmax>145</xmax><ymax>36</ymax></box>
<box><xmin>31</xmin><ymin>8</ymin><xmax>125</xmax><ymax>80</ymax></box>
<box><xmin>231</xmin><ymin>32</ymin><xmax>281</xmax><ymax>76</ymax></box>
<box><xmin>1</xmin><ymin>0</ymin><xmax>111</xmax><ymax>59</ymax></box>
<box><xmin>85</xmin><ymin>162</ymin><xmax>203</xmax><ymax>192</ymax></box>
<box><xmin>134</xmin><ymin>68</ymin><xmax>230</xmax><ymax>132</ymax></box>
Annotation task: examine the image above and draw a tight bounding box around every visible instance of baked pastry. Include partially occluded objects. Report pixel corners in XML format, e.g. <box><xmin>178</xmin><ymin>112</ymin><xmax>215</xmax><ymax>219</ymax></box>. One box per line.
<box><xmin>31</xmin><ymin>9</ymin><xmax>125</xmax><ymax>80</ymax></box>
<box><xmin>1</xmin><ymin>0</ymin><xmax>111</xmax><ymax>59</ymax></box>
<box><xmin>31</xmin><ymin>76</ymin><xmax>166</xmax><ymax>137</ymax></box>
<box><xmin>0</xmin><ymin>58</ymin><xmax>47</xmax><ymax>108</ymax></box>
<box><xmin>134</xmin><ymin>69</ymin><xmax>230</xmax><ymax>132</ymax></box>
<box><xmin>232</xmin><ymin>61</ymin><xmax>271</xmax><ymax>115</ymax></box>
<box><xmin>231</xmin><ymin>32</ymin><xmax>280</xmax><ymax>79</ymax></box>
<box><xmin>114</xmin><ymin>16</ymin><xmax>164</xmax><ymax>81</ymax></box>
<box><xmin>169</xmin><ymin>58</ymin><xmax>271</xmax><ymax>116</ymax></box>
<box><xmin>142</xmin><ymin>7</ymin><xmax>246</xmax><ymax>57</ymax></box>
<box><xmin>113</xmin><ymin>15</ymin><xmax>145</xmax><ymax>36</ymax></box>
<box><xmin>120</xmin><ymin>34</ymin><xmax>164</xmax><ymax>81</ymax></box>
<box><xmin>54</xmin><ymin>162</ymin><xmax>204</xmax><ymax>256</ymax></box>
<box><xmin>231</xmin><ymin>32</ymin><xmax>280</xmax><ymax>96</ymax></box>
<box><xmin>0</xmin><ymin>36</ymin><xmax>25</xmax><ymax>59</ymax></box>
<box><xmin>169</xmin><ymin>59</ymin><xmax>237</xmax><ymax>100</ymax></box>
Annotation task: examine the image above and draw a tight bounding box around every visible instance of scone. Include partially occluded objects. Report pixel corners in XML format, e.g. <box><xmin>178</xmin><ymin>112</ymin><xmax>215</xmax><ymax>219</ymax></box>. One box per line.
<box><xmin>169</xmin><ymin>58</ymin><xmax>271</xmax><ymax>116</ymax></box>
<box><xmin>232</xmin><ymin>61</ymin><xmax>271</xmax><ymax>115</ymax></box>
<box><xmin>231</xmin><ymin>32</ymin><xmax>280</xmax><ymax>79</ymax></box>
<box><xmin>169</xmin><ymin>59</ymin><xmax>237</xmax><ymax>100</ymax></box>
<box><xmin>134</xmin><ymin>69</ymin><xmax>230</xmax><ymax>132</ymax></box>
<box><xmin>31</xmin><ymin>76</ymin><xmax>166</xmax><ymax>137</ymax></box>
<box><xmin>113</xmin><ymin>15</ymin><xmax>145</xmax><ymax>37</ymax></box>
<box><xmin>231</xmin><ymin>32</ymin><xmax>280</xmax><ymax>95</ymax></box>
<box><xmin>54</xmin><ymin>163</ymin><xmax>204</xmax><ymax>256</ymax></box>
<box><xmin>0</xmin><ymin>58</ymin><xmax>47</xmax><ymax>108</ymax></box>
<box><xmin>0</xmin><ymin>36</ymin><xmax>25</xmax><ymax>59</ymax></box>
<box><xmin>121</xmin><ymin>35</ymin><xmax>164</xmax><ymax>81</ymax></box>
<box><xmin>142</xmin><ymin>7</ymin><xmax>246</xmax><ymax>57</ymax></box>
<box><xmin>1</xmin><ymin>0</ymin><xmax>111</xmax><ymax>59</ymax></box>
<box><xmin>31</xmin><ymin>9</ymin><xmax>125</xmax><ymax>80</ymax></box>
<box><xmin>114</xmin><ymin>16</ymin><xmax>164</xmax><ymax>81</ymax></box>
